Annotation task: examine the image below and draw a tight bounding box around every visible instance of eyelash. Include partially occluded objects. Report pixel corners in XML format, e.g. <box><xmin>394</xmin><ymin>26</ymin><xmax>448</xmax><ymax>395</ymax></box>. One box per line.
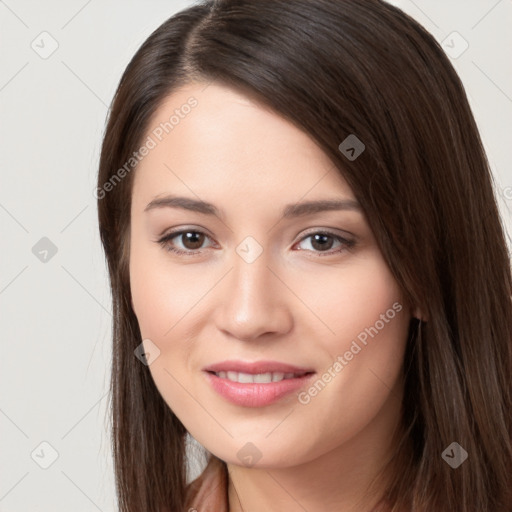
<box><xmin>156</xmin><ymin>228</ymin><xmax>356</xmax><ymax>258</ymax></box>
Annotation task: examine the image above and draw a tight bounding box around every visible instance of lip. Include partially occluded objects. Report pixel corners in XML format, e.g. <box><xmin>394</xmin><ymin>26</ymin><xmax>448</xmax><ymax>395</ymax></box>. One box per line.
<box><xmin>203</xmin><ymin>360</ymin><xmax>315</xmax><ymax>375</ymax></box>
<box><xmin>203</xmin><ymin>360</ymin><xmax>316</xmax><ymax>408</ymax></box>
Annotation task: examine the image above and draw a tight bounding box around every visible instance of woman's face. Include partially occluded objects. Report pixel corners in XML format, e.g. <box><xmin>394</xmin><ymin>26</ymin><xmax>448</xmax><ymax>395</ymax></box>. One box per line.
<box><xmin>129</xmin><ymin>82</ymin><xmax>413</xmax><ymax>468</ymax></box>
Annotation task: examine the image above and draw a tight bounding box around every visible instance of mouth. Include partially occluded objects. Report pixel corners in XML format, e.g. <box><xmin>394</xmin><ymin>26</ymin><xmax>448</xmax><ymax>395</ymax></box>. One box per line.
<box><xmin>202</xmin><ymin>360</ymin><xmax>316</xmax><ymax>407</ymax></box>
<box><xmin>206</xmin><ymin>370</ymin><xmax>314</xmax><ymax>383</ymax></box>
<box><xmin>203</xmin><ymin>359</ymin><xmax>315</xmax><ymax>376</ymax></box>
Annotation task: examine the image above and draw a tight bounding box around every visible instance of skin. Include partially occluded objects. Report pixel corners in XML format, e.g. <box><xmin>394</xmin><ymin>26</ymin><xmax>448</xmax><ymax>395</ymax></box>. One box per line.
<box><xmin>129</xmin><ymin>82</ymin><xmax>420</xmax><ymax>511</ymax></box>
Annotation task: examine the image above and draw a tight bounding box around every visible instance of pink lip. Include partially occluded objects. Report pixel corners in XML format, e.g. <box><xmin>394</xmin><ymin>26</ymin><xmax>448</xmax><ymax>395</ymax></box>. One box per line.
<box><xmin>202</xmin><ymin>360</ymin><xmax>316</xmax><ymax>408</ymax></box>
<box><xmin>203</xmin><ymin>359</ymin><xmax>314</xmax><ymax>374</ymax></box>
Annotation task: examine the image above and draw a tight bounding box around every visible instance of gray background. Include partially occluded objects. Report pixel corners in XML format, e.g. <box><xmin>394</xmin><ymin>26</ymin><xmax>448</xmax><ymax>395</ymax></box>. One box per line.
<box><xmin>1</xmin><ymin>0</ymin><xmax>511</xmax><ymax>510</ymax></box>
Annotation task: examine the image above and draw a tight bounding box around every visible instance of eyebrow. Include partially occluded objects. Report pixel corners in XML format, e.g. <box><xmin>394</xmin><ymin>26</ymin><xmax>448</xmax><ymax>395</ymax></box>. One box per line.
<box><xmin>144</xmin><ymin>194</ymin><xmax>361</xmax><ymax>218</ymax></box>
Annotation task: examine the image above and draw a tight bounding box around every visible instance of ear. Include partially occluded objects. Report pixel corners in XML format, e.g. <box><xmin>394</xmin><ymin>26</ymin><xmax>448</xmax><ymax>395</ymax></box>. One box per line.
<box><xmin>412</xmin><ymin>305</ymin><xmax>428</xmax><ymax>322</ymax></box>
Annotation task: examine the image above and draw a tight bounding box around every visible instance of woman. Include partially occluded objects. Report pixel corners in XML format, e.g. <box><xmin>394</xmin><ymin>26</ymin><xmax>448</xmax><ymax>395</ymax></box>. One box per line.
<box><xmin>96</xmin><ymin>0</ymin><xmax>512</xmax><ymax>510</ymax></box>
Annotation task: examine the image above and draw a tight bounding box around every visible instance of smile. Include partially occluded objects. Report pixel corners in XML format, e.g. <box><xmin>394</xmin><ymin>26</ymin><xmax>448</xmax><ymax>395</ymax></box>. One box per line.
<box><xmin>211</xmin><ymin>371</ymin><xmax>309</xmax><ymax>383</ymax></box>
<box><xmin>204</xmin><ymin>370</ymin><xmax>315</xmax><ymax>407</ymax></box>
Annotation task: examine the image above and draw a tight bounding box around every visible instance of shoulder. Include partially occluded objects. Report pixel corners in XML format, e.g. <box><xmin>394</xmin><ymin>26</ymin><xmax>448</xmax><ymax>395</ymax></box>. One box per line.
<box><xmin>184</xmin><ymin>455</ymin><xmax>229</xmax><ymax>512</ymax></box>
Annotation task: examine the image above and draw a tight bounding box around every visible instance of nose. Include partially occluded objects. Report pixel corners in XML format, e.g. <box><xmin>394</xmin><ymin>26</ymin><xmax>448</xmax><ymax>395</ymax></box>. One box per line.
<box><xmin>213</xmin><ymin>250</ymin><xmax>293</xmax><ymax>342</ymax></box>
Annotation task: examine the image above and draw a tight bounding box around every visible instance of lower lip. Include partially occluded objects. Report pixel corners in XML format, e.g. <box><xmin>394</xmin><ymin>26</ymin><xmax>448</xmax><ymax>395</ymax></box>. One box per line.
<box><xmin>203</xmin><ymin>371</ymin><xmax>315</xmax><ymax>407</ymax></box>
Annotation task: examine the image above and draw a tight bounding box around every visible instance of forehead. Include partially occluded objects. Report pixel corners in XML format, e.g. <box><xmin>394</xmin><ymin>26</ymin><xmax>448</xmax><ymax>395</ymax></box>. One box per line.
<box><xmin>131</xmin><ymin>82</ymin><xmax>354</xmax><ymax>210</ymax></box>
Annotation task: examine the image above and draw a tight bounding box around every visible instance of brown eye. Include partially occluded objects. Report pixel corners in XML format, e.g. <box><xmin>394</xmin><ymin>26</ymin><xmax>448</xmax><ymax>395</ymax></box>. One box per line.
<box><xmin>295</xmin><ymin>231</ymin><xmax>355</xmax><ymax>256</ymax></box>
<box><xmin>310</xmin><ymin>233</ymin><xmax>335</xmax><ymax>251</ymax></box>
<box><xmin>178</xmin><ymin>231</ymin><xmax>206</xmax><ymax>250</ymax></box>
<box><xmin>157</xmin><ymin>229</ymin><xmax>213</xmax><ymax>255</ymax></box>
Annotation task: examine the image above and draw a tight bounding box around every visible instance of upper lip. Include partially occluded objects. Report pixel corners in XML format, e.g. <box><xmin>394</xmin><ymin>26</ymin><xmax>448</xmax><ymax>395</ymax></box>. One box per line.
<box><xmin>203</xmin><ymin>360</ymin><xmax>315</xmax><ymax>375</ymax></box>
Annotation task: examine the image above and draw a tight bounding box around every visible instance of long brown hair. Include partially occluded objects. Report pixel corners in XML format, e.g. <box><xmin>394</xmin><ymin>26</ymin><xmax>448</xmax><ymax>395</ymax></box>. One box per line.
<box><xmin>96</xmin><ymin>1</ymin><xmax>512</xmax><ymax>510</ymax></box>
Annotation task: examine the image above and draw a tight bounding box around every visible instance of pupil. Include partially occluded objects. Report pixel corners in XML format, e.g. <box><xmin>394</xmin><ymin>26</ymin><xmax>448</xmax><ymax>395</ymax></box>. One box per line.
<box><xmin>312</xmin><ymin>234</ymin><xmax>333</xmax><ymax>251</ymax></box>
<box><xmin>184</xmin><ymin>232</ymin><xmax>203</xmax><ymax>249</ymax></box>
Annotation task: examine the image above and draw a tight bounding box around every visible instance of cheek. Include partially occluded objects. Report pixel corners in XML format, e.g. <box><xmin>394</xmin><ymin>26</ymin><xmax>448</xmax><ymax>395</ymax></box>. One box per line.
<box><xmin>301</xmin><ymin>252</ymin><xmax>406</xmax><ymax>346</ymax></box>
<box><xmin>129</xmin><ymin>244</ymin><xmax>199</xmax><ymax>410</ymax></box>
<box><xmin>297</xmin><ymin>258</ymin><xmax>409</xmax><ymax>431</ymax></box>
<box><xmin>129</xmin><ymin>242</ymin><xmax>201</xmax><ymax>339</ymax></box>
<box><xmin>130</xmin><ymin>263</ymin><xmax>168</xmax><ymax>339</ymax></box>
<box><xmin>298</xmin><ymin>253</ymin><xmax>409</xmax><ymax>406</ymax></box>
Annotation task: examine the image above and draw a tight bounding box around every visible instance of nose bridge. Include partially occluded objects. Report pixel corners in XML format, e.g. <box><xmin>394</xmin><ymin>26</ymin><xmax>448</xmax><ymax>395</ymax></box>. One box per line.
<box><xmin>232</xmin><ymin>247</ymin><xmax>273</xmax><ymax>306</ymax></box>
<box><xmin>214</xmin><ymin>241</ymin><xmax>291</xmax><ymax>340</ymax></box>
